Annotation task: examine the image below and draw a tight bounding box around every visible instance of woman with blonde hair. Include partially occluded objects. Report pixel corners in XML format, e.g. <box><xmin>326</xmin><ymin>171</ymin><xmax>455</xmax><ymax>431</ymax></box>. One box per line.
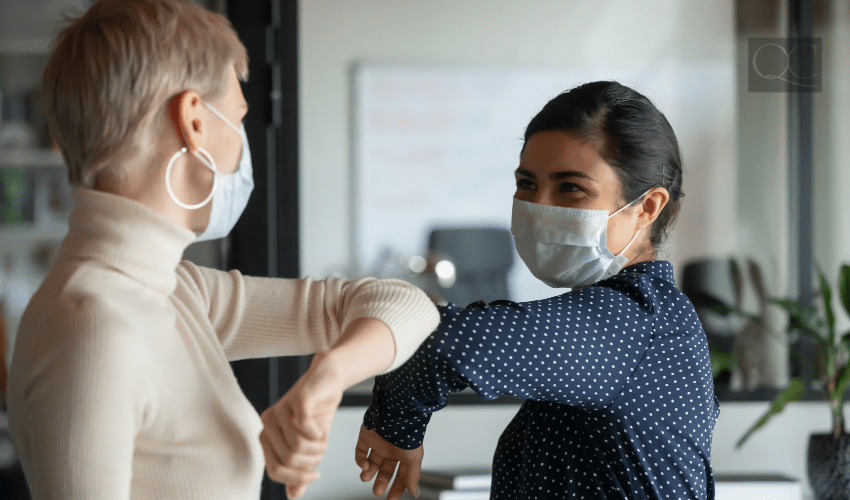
<box><xmin>6</xmin><ymin>1</ymin><xmax>439</xmax><ymax>499</ymax></box>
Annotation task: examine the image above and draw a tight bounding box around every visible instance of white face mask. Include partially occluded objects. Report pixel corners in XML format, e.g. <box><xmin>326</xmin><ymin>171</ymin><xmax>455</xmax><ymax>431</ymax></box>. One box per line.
<box><xmin>510</xmin><ymin>190</ymin><xmax>649</xmax><ymax>288</ymax></box>
<box><xmin>165</xmin><ymin>101</ymin><xmax>254</xmax><ymax>242</ymax></box>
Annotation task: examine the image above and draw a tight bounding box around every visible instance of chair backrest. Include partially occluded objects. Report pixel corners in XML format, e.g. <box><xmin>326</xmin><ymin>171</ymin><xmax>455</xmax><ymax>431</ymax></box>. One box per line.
<box><xmin>681</xmin><ymin>258</ymin><xmax>740</xmax><ymax>312</ymax></box>
<box><xmin>428</xmin><ymin>227</ymin><xmax>514</xmax><ymax>306</ymax></box>
<box><xmin>681</xmin><ymin>257</ymin><xmax>749</xmax><ymax>345</ymax></box>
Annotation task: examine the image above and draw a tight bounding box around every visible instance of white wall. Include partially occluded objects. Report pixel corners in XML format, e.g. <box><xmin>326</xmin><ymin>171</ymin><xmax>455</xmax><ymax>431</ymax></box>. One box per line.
<box><xmin>298</xmin><ymin>0</ymin><xmax>737</xmax><ymax>280</ymax></box>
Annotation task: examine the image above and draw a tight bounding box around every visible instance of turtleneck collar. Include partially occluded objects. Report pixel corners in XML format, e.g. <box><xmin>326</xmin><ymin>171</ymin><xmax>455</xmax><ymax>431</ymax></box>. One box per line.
<box><xmin>59</xmin><ymin>187</ymin><xmax>198</xmax><ymax>296</ymax></box>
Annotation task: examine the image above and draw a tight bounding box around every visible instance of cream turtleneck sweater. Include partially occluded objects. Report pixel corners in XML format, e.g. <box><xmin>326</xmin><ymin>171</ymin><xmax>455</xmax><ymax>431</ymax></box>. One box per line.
<box><xmin>6</xmin><ymin>187</ymin><xmax>440</xmax><ymax>500</ymax></box>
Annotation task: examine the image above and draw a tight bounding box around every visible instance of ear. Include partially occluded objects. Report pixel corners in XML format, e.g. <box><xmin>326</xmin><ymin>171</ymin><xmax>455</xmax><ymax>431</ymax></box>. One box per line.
<box><xmin>169</xmin><ymin>90</ymin><xmax>204</xmax><ymax>152</ymax></box>
<box><xmin>636</xmin><ymin>187</ymin><xmax>669</xmax><ymax>230</ymax></box>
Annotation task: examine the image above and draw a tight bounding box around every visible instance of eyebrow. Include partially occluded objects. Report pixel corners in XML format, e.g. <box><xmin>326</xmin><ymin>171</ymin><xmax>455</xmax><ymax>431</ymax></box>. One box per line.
<box><xmin>514</xmin><ymin>167</ymin><xmax>595</xmax><ymax>182</ymax></box>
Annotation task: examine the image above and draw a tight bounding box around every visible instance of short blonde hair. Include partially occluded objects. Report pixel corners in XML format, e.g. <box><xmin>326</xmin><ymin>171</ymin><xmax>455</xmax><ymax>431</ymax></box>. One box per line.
<box><xmin>42</xmin><ymin>0</ymin><xmax>249</xmax><ymax>187</ymax></box>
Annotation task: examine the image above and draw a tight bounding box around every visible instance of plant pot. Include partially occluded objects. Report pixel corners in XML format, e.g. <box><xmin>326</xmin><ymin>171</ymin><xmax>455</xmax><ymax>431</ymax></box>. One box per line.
<box><xmin>808</xmin><ymin>433</ymin><xmax>850</xmax><ymax>499</ymax></box>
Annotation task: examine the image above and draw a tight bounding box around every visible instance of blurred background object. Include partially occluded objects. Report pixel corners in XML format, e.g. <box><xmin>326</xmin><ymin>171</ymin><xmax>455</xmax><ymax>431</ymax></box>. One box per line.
<box><xmin>682</xmin><ymin>257</ymin><xmax>791</xmax><ymax>396</ymax></box>
<box><xmin>425</xmin><ymin>227</ymin><xmax>513</xmax><ymax>307</ymax></box>
<box><xmin>681</xmin><ymin>258</ymin><xmax>744</xmax><ymax>390</ymax></box>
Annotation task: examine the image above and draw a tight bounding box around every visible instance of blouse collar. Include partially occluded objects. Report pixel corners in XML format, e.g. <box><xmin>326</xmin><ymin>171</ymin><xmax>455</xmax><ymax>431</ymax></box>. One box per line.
<box><xmin>620</xmin><ymin>260</ymin><xmax>676</xmax><ymax>284</ymax></box>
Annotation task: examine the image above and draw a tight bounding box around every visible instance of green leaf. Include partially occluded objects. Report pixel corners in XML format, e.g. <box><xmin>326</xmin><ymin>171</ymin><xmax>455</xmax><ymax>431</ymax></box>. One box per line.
<box><xmin>707</xmin><ymin>301</ymin><xmax>761</xmax><ymax>322</ymax></box>
<box><xmin>710</xmin><ymin>352</ymin><xmax>735</xmax><ymax>377</ymax></box>
<box><xmin>770</xmin><ymin>298</ymin><xmax>824</xmax><ymax>339</ymax></box>
<box><xmin>838</xmin><ymin>330</ymin><xmax>850</xmax><ymax>358</ymax></box>
<box><xmin>840</xmin><ymin>264</ymin><xmax>850</xmax><ymax>320</ymax></box>
<box><xmin>736</xmin><ymin>378</ymin><xmax>805</xmax><ymax>448</ymax></box>
<box><xmin>833</xmin><ymin>362</ymin><xmax>850</xmax><ymax>401</ymax></box>
<box><xmin>817</xmin><ymin>265</ymin><xmax>837</xmax><ymax>376</ymax></box>
<box><xmin>817</xmin><ymin>265</ymin><xmax>836</xmax><ymax>345</ymax></box>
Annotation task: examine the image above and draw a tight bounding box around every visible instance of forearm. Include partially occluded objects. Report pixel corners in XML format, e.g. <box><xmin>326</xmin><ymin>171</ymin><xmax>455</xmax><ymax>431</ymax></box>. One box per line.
<box><xmin>178</xmin><ymin>263</ymin><xmax>439</xmax><ymax>367</ymax></box>
<box><xmin>314</xmin><ymin>317</ymin><xmax>395</xmax><ymax>389</ymax></box>
<box><xmin>260</xmin><ymin>318</ymin><xmax>395</xmax><ymax>495</ymax></box>
<box><xmin>363</xmin><ymin>328</ymin><xmax>471</xmax><ymax>449</ymax></box>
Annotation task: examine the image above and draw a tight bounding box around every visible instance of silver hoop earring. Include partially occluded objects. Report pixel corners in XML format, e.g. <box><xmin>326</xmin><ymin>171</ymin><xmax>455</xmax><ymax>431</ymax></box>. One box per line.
<box><xmin>165</xmin><ymin>146</ymin><xmax>218</xmax><ymax>210</ymax></box>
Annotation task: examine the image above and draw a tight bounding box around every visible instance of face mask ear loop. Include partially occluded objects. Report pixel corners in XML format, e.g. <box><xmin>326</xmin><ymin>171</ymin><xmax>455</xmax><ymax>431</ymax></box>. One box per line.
<box><xmin>607</xmin><ymin>187</ymin><xmax>652</xmax><ymax>259</ymax></box>
<box><xmin>203</xmin><ymin>101</ymin><xmax>245</xmax><ymax>176</ymax></box>
<box><xmin>616</xmin><ymin>229</ymin><xmax>641</xmax><ymax>258</ymax></box>
<box><xmin>204</xmin><ymin>102</ymin><xmax>241</xmax><ymax>134</ymax></box>
<box><xmin>608</xmin><ymin>187</ymin><xmax>655</xmax><ymax>219</ymax></box>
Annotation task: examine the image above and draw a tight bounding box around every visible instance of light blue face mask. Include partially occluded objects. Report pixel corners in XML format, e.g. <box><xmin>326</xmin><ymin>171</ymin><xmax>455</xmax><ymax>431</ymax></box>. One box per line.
<box><xmin>510</xmin><ymin>189</ymin><xmax>651</xmax><ymax>288</ymax></box>
<box><xmin>164</xmin><ymin>101</ymin><xmax>255</xmax><ymax>241</ymax></box>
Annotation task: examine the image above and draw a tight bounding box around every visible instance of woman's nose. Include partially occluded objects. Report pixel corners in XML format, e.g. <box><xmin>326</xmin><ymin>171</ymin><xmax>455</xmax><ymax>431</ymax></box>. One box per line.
<box><xmin>532</xmin><ymin>191</ymin><xmax>553</xmax><ymax>206</ymax></box>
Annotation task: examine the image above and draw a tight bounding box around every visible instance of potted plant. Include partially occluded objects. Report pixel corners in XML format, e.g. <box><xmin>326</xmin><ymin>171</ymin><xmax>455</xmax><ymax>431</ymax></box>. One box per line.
<box><xmin>734</xmin><ymin>264</ymin><xmax>850</xmax><ymax>499</ymax></box>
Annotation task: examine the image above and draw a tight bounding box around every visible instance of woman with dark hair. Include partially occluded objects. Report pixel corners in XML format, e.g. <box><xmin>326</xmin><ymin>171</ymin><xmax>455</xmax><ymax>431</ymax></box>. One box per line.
<box><xmin>350</xmin><ymin>81</ymin><xmax>720</xmax><ymax>500</ymax></box>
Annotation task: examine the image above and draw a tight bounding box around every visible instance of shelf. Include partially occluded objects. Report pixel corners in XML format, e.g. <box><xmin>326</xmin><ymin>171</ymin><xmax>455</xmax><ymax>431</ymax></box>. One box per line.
<box><xmin>0</xmin><ymin>148</ymin><xmax>65</xmax><ymax>168</ymax></box>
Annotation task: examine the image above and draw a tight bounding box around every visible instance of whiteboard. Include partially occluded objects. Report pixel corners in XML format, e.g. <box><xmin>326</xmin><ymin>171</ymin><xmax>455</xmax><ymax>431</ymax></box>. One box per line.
<box><xmin>353</xmin><ymin>63</ymin><xmax>735</xmax><ymax>302</ymax></box>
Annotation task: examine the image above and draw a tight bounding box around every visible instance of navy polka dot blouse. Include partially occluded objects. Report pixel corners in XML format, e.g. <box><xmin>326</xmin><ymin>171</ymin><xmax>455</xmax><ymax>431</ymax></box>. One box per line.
<box><xmin>364</xmin><ymin>261</ymin><xmax>720</xmax><ymax>499</ymax></box>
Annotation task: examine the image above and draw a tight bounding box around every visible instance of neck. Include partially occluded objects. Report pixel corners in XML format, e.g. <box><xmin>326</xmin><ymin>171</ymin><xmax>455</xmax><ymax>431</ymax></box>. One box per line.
<box><xmin>94</xmin><ymin>154</ymin><xmax>210</xmax><ymax>235</ymax></box>
<box><xmin>625</xmin><ymin>240</ymin><xmax>656</xmax><ymax>266</ymax></box>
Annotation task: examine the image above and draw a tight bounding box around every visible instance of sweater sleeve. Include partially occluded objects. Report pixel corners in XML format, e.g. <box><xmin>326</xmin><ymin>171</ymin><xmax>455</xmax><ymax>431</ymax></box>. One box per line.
<box><xmin>173</xmin><ymin>261</ymin><xmax>440</xmax><ymax>371</ymax></box>
<box><xmin>364</xmin><ymin>279</ymin><xmax>657</xmax><ymax>450</ymax></box>
<box><xmin>10</xmin><ymin>299</ymin><xmax>149</xmax><ymax>500</ymax></box>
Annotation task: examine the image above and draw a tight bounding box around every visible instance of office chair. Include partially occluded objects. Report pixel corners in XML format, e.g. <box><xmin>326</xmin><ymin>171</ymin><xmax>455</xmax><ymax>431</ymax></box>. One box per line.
<box><xmin>427</xmin><ymin>227</ymin><xmax>514</xmax><ymax>307</ymax></box>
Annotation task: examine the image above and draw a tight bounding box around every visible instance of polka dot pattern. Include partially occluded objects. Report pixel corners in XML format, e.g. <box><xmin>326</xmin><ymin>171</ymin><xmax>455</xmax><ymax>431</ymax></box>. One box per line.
<box><xmin>364</xmin><ymin>261</ymin><xmax>720</xmax><ymax>499</ymax></box>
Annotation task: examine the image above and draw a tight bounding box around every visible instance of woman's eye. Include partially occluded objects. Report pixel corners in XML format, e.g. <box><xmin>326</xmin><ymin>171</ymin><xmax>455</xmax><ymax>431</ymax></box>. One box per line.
<box><xmin>560</xmin><ymin>182</ymin><xmax>580</xmax><ymax>193</ymax></box>
<box><xmin>516</xmin><ymin>178</ymin><xmax>535</xmax><ymax>190</ymax></box>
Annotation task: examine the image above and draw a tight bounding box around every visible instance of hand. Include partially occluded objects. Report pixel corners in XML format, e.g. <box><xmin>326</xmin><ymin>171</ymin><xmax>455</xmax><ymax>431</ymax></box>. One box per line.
<box><xmin>260</xmin><ymin>352</ymin><xmax>344</xmax><ymax>498</ymax></box>
<box><xmin>355</xmin><ymin>424</ymin><xmax>424</xmax><ymax>499</ymax></box>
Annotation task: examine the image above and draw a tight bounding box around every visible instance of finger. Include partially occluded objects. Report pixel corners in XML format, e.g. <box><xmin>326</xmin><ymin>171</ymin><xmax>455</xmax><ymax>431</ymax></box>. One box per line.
<box><xmin>271</xmin><ymin>392</ymin><xmax>322</xmax><ymax>443</ymax></box>
<box><xmin>386</xmin><ymin>468</ymin><xmax>408</xmax><ymax>500</ymax></box>
<box><xmin>372</xmin><ymin>459</ymin><xmax>398</xmax><ymax>496</ymax></box>
<box><xmin>286</xmin><ymin>482</ymin><xmax>309</xmax><ymax>499</ymax></box>
<box><xmin>260</xmin><ymin>431</ymin><xmax>286</xmax><ymax>483</ymax></box>
<box><xmin>293</xmin><ymin>436</ymin><xmax>329</xmax><ymax>456</ymax></box>
<box><xmin>297</xmin><ymin>408</ymin><xmax>324</xmax><ymax>441</ymax></box>
<box><xmin>269</xmin><ymin>465</ymin><xmax>321</xmax><ymax>488</ymax></box>
<box><xmin>260</xmin><ymin>432</ymin><xmax>322</xmax><ymax>485</ymax></box>
<box><xmin>279</xmin><ymin>423</ymin><xmax>330</xmax><ymax>457</ymax></box>
<box><xmin>405</xmin><ymin>459</ymin><xmax>422</xmax><ymax>498</ymax></box>
<box><xmin>283</xmin><ymin>450</ymin><xmax>325</xmax><ymax>470</ymax></box>
<box><xmin>261</xmin><ymin>414</ymin><xmax>293</xmax><ymax>463</ymax></box>
<box><xmin>316</xmin><ymin>410</ymin><xmax>337</xmax><ymax>439</ymax></box>
<box><xmin>276</xmin><ymin>410</ymin><xmax>330</xmax><ymax>457</ymax></box>
<box><xmin>291</xmin><ymin>396</ymin><xmax>339</xmax><ymax>441</ymax></box>
<box><xmin>354</xmin><ymin>439</ymin><xmax>371</xmax><ymax>472</ymax></box>
<box><xmin>262</xmin><ymin>424</ymin><xmax>327</xmax><ymax>473</ymax></box>
<box><xmin>359</xmin><ymin>450</ymin><xmax>382</xmax><ymax>482</ymax></box>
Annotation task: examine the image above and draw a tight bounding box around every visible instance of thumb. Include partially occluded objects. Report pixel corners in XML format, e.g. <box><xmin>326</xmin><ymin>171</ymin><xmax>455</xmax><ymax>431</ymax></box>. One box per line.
<box><xmin>287</xmin><ymin>483</ymin><xmax>308</xmax><ymax>499</ymax></box>
<box><xmin>301</xmin><ymin>413</ymin><xmax>324</xmax><ymax>441</ymax></box>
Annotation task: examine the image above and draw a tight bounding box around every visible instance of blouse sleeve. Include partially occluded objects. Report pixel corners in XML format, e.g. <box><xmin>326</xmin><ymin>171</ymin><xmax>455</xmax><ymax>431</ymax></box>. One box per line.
<box><xmin>173</xmin><ymin>261</ymin><xmax>440</xmax><ymax>372</ymax></box>
<box><xmin>364</xmin><ymin>275</ymin><xmax>658</xmax><ymax>449</ymax></box>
